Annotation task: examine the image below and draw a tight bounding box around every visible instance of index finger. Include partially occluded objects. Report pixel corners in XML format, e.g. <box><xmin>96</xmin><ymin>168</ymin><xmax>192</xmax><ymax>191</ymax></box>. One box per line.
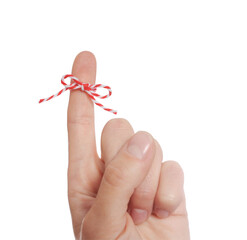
<box><xmin>67</xmin><ymin>51</ymin><xmax>97</xmax><ymax>163</ymax></box>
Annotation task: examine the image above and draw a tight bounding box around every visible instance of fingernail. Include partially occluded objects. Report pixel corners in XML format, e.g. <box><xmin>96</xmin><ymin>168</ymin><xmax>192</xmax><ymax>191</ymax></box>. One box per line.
<box><xmin>130</xmin><ymin>208</ymin><xmax>148</xmax><ymax>224</ymax></box>
<box><xmin>155</xmin><ymin>208</ymin><xmax>169</xmax><ymax>218</ymax></box>
<box><xmin>127</xmin><ymin>132</ymin><xmax>153</xmax><ymax>159</ymax></box>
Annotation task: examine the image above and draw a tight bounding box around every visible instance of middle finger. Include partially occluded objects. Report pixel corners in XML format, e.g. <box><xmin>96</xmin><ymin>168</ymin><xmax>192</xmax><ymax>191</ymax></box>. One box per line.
<box><xmin>128</xmin><ymin>140</ymin><xmax>163</xmax><ymax>225</ymax></box>
<box><xmin>101</xmin><ymin>118</ymin><xmax>134</xmax><ymax>166</ymax></box>
<box><xmin>101</xmin><ymin>121</ymin><xmax>163</xmax><ymax>225</ymax></box>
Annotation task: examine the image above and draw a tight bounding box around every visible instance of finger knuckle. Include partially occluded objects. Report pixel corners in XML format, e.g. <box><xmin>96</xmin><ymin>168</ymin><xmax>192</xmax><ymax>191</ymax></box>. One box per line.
<box><xmin>157</xmin><ymin>194</ymin><xmax>179</xmax><ymax>211</ymax></box>
<box><xmin>104</xmin><ymin>164</ymin><xmax>127</xmax><ymax>188</ymax></box>
<box><xmin>67</xmin><ymin>114</ymin><xmax>94</xmax><ymax>127</ymax></box>
<box><xmin>134</xmin><ymin>188</ymin><xmax>156</xmax><ymax>201</ymax></box>
<box><xmin>163</xmin><ymin>161</ymin><xmax>184</xmax><ymax>178</ymax></box>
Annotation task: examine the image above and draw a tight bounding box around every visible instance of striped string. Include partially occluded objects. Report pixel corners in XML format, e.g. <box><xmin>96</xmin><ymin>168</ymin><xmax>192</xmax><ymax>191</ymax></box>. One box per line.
<box><xmin>39</xmin><ymin>74</ymin><xmax>117</xmax><ymax>115</ymax></box>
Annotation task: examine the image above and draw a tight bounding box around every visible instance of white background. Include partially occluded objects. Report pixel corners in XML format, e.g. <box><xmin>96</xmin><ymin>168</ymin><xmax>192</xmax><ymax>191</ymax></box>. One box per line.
<box><xmin>0</xmin><ymin>1</ymin><xmax>246</xmax><ymax>239</ymax></box>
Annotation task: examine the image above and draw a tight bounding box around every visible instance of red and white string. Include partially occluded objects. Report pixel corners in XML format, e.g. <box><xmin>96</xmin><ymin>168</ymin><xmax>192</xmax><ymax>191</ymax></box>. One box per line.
<box><xmin>39</xmin><ymin>74</ymin><xmax>117</xmax><ymax>114</ymax></box>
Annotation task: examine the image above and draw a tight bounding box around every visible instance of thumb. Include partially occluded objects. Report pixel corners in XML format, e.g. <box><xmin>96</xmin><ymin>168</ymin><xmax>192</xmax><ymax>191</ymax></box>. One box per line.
<box><xmin>82</xmin><ymin>131</ymin><xmax>155</xmax><ymax>239</ymax></box>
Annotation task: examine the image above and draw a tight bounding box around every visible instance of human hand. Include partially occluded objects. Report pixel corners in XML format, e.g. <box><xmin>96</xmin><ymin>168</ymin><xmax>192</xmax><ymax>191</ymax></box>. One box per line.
<box><xmin>67</xmin><ymin>51</ymin><xmax>190</xmax><ymax>240</ymax></box>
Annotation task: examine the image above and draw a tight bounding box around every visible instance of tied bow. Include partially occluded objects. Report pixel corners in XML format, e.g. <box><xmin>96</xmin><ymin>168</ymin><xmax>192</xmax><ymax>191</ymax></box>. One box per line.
<box><xmin>39</xmin><ymin>74</ymin><xmax>117</xmax><ymax>115</ymax></box>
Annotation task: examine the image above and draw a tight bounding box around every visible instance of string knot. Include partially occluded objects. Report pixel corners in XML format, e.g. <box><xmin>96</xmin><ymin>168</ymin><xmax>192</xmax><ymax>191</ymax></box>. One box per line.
<box><xmin>39</xmin><ymin>74</ymin><xmax>117</xmax><ymax>115</ymax></box>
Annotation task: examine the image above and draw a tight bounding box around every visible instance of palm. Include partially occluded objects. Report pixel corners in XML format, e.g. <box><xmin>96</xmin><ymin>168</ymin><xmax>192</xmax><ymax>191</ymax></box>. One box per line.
<box><xmin>69</xmin><ymin>160</ymin><xmax>189</xmax><ymax>240</ymax></box>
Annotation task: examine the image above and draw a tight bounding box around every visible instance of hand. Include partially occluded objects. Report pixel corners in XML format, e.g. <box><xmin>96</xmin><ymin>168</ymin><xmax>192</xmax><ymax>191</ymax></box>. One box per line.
<box><xmin>67</xmin><ymin>51</ymin><xmax>190</xmax><ymax>240</ymax></box>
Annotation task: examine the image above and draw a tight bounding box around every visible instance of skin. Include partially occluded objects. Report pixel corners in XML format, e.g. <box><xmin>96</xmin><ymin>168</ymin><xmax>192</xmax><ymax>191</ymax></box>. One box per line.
<box><xmin>67</xmin><ymin>51</ymin><xmax>190</xmax><ymax>240</ymax></box>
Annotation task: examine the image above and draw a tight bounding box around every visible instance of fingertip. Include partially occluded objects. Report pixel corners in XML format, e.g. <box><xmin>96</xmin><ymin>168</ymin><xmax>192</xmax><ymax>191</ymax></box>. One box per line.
<box><xmin>102</xmin><ymin>118</ymin><xmax>133</xmax><ymax>133</ymax></box>
<box><xmin>130</xmin><ymin>208</ymin><xmax>148</xmax><ymax>225</ymax></box>
<box><xmin>74</xmin><ymin>51</ymin><xmax>96</xmax><ymax>67</ymax></box>
<box><xmin>154</xmin><ymin>208</ymin><xmax>169</xmax><ymax>219</ymax></box>
<box><xmin>126</xmin><ymin>131</ymin><xmax>155</xmax><ymax>160</ymax></box>
<box><xmin>72</xmin><ymin>51</ymin><xmax>97</xmax><ymax>84</ymax></box>
<box><xmin>164</xmin><ymin>160</ymin><xmax>185</xmax><ymax>184</ymax></box>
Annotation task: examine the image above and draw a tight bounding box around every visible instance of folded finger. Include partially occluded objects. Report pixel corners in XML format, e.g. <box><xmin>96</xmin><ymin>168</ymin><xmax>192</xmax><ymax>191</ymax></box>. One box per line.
<box><xmin>154</xmin><ymin>161</ymin><xmax>185</xmax><ymax>218</ymax></box>
<box><xmin>128</xmin><ymin>140</ymin><xmax>163</xmax><ymax>225</ymax></box>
